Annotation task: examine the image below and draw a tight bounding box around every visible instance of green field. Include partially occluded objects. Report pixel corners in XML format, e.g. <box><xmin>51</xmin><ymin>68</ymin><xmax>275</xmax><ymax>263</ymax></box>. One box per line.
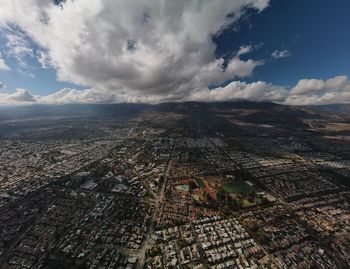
<box><xmin>221</xmin><ymin>181</ymin><xmax>254</xmax><ymax>195</ymax></box>
<box><xmin>242</xmin><ymin>199</ymin><xmax>255</xmax><ymax>207</ymax></box>
<box><xmin>195</xmin><ymin>178</ymin><xmax>206</xmax><ymax>188</ymax></box>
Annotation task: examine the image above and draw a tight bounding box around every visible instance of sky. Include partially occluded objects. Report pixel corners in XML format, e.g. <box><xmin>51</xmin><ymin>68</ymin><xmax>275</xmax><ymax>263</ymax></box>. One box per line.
<box><xmin>0</xmin><ymin>0</ymin><xmax>350</xmax><ymax>105</ymax></box>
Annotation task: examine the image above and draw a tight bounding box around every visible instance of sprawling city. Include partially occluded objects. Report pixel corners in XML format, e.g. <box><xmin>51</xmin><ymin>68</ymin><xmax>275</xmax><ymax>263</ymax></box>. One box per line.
<box><xmin>0</xmin><ymin>102</ymin><xmax>349</xmax><ymax>269</ymax></box>
<box><xmin>1</xmin><ymin>0</ymin><xmax>350</xmax><ymax>268</ymax></box>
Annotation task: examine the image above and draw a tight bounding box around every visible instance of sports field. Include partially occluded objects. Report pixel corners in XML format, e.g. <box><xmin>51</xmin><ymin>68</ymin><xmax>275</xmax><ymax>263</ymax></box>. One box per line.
<box><xmin>221</xmin><ymin>180</ymin><xmax>254</xmax><ymax>195</ymax></box>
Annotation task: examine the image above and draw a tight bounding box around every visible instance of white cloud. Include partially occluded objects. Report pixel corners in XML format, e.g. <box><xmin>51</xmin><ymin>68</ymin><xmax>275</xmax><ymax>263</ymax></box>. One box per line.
<box><xmin>2</xmin><ymin>75</ymin><xmax>350</xmax><ymax>106</ymax></box>
<box><xmin>0</xmin><ymin>88</ymin><xmax>36</xmax><ymax>104</ymax></box>
<box><xmin>286</xmin><ymin>75</ymin><xmax>350</xmax><ymax>105</ymax></box>
<box><xmin>194</xmin><ymin>57</ymin><xmax>263</xmax><ymax>87</ymax></box>
<box><xmin>37</xmin><ymin>87</ymin><xmax>187</xmax><ymax>104</ymax></box>
<box><xmin>0</xmin><ymin>81</ymin><xmax>288</xmax><ymax>105</ymax></box>
<box><xmin>0</xmin><ymin>55</ymin><xmax>10</xmax><ymax>70</ymax></box>
<box><xmin>289</xmin><ymin>76</ymin><xmax>348</xmax><ymax>95</ymax></box>
<box><xmin>0</xmin><ymin>0</ymin><xmax>270</xmax><ymax>100</ymax></box>
<box><xmin>37</xmin><ymin>51</ymin><xmax>51</xmax><ymax>69</ymax></box>
<box><xmin>271</xmin><ymin>49</ymin><xmax>291</xmax><ymax>59</ymax></box>
<box><xmin>236</xmin><ymin>45</ymin><xmax>253</xmax><ymax>57</ymax></box>
<box><xmin>1</xmin><ymin>2</ymin><xmax>348</xmax><ymax>106</ymax></box>
<box><xmin>188</xmin><ymin>81</ymin><xmax>288</xmax><ymax>102</ymax></box>
<box><xmin>3</xmin><ymin>28</ymin><xmax>34</xmax><ymax>66</ymax></box>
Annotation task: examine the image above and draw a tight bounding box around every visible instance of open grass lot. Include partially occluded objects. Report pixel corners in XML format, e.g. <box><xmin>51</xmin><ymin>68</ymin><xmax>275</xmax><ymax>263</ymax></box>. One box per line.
<box><xmin>242</xmin><ymin>199</ymin><xmax>255</xmax><ymax>207</ymax></box>
<box><xmin>222</xmin><ymin>181</ymin><xmax>254</xmax><ymax>195</ymax></box>
<box><xmin>195</xmin><ymin>178</ymin><xmax>206</xmax><ymax>188</ymax></box>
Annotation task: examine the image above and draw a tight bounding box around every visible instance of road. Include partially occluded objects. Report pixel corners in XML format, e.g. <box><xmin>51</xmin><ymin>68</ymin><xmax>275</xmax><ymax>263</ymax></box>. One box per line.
<box><xmin>137</xmin><ymin>139</ymin><xmax>176</xmax><ymax>268</ymax></box>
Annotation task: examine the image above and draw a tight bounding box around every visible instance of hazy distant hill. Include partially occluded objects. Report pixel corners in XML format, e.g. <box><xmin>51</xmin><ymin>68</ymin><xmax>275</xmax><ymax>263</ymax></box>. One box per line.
<box><xmin>154</xmin><ymin>101</ymin><xmax>282</xmax><ymax>112</ymax></box>
<box><xmin>0</xmin><ymin>101</ymin><xmax>332</xmax><ymax>124</ymax></box>
<box><xmin>304</xmin><ymin>104</ymin><xmax>350</xmax><ymax>115</ymax></box>
<box><xmin>0</xmin><ymin>104</ymin><xmax>151</xmax><ymax>121</ymax></box>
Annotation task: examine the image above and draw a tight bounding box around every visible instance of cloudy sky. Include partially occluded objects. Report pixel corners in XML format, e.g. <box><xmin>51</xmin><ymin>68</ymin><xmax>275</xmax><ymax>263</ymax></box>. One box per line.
<box><xmin>0</xmin><ymin>0</ymin><xmax>350</xmax><ymax>105</ymax></box>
